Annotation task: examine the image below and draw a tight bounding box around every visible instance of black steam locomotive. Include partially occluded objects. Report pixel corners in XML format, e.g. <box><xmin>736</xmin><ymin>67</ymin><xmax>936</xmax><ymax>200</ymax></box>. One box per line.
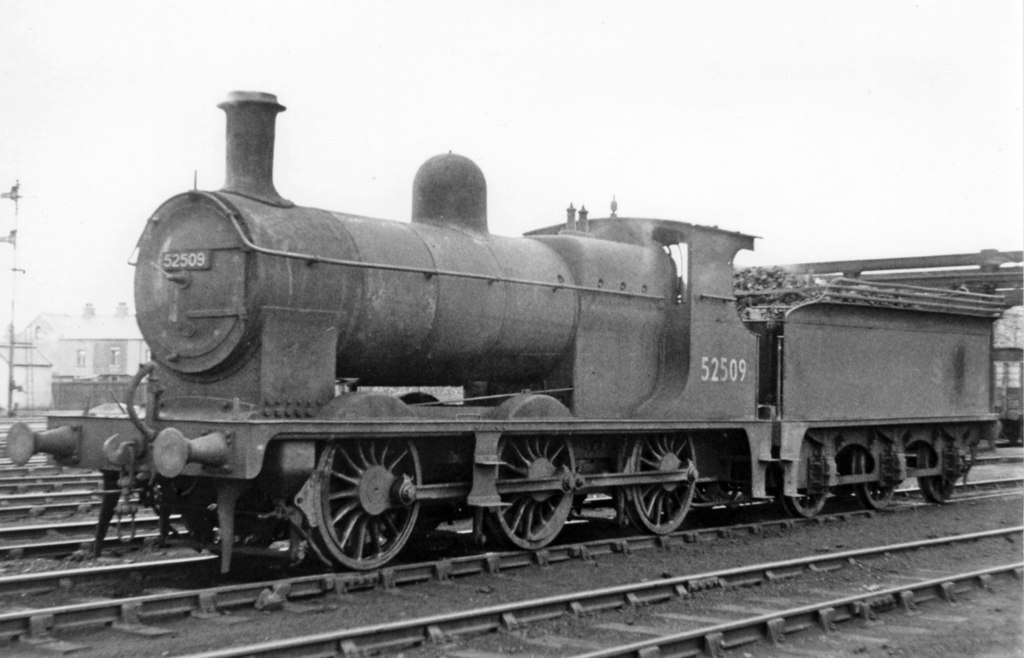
<box><xmin>6</xmin><ymin>92</ymin><xmax>1003</xmax><ymax>572</ymax></box>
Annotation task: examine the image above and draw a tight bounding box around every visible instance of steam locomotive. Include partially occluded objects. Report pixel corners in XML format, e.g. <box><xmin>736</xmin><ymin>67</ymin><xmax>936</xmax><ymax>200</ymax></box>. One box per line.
<box><xmin>6</xmin><ymin>92</ymin><xmax>1003</xmax><ymax>572</ymax></box>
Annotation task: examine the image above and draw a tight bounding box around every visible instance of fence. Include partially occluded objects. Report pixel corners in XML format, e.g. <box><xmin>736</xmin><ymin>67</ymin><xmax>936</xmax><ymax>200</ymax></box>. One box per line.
<box><xmin>51</xmin><ymin>380</ymin><xmax>146</xmax><ymax>411</ymax></box>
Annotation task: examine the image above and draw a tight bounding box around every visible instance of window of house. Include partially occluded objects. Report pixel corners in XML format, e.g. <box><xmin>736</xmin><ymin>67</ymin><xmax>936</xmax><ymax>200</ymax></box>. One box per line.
<box><xmin>110</xmin><ymin>347</ymin><xmax>122</xmax><ymax>367</ymax></box>
<box><xmin>76</xmin><ymin>350</ymin><xmax>86</xmax><ymax>367</ymax></box>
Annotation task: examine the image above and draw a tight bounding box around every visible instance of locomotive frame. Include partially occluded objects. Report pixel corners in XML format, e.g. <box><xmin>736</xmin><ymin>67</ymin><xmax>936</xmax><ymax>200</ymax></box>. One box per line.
<box><xmin>6</xmin><ymin>91</ymin><xmax>1004</xmax><ymax>573</ymax></box>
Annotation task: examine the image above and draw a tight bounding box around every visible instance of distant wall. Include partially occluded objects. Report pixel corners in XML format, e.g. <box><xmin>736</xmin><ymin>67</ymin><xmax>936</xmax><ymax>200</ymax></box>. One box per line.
<box><xmin>995</xmin><ymin>306</ymin><xmax>1023</xmax><ymax>349</ymax></box>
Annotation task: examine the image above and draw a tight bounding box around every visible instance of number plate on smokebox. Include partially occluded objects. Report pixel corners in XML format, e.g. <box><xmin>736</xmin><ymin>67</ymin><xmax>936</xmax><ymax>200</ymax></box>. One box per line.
<box><xmin>161</xmin><ymin>251</ymin><xmax>211</xmax><ymax>270</ymax></box>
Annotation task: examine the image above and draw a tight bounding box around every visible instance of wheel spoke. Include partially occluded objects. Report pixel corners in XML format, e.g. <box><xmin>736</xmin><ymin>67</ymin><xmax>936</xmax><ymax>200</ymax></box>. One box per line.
<box><xmin>328</xmin><ymin>487</ymin><xmax>358</xmax><ymax>501</ymax></box>
<box><xmin>527</xmin><ymin>437</ymin><xmax>542</xmax><ymax>461</ymax></box>
<box><xmin>330</xmin><ymin>470</ymin><xmax>360</xmax><ymax>486</ymax></box>
<box><xmin>330</xmin><ymin>500</ymin><xmax>359</xmax><ymax>526</ymax></box>
<box><xmin>653</xmin><ymin>492</ymin><xmax>666</xmax><ymax>524</ymax></box>
<box><xmin>509</xmin><ymin>442</ymin><xmax>531</xmax><ymax>467</ymax></box>
<box><xmin>641</xmin><ymin>486</ymin><xmax>657</xmax><ymax>512</ymax></box>
<box><xmin>667</xmin><ymin>489</ymin><xmax>683</xmax><ymax>514</ymax></box>
<box><xmin>505</xmin><ymin>463</ymin><xmax>530</xmax><ymax>477</ymax></box>
<box><xmin>337</xmin><ymin>449</ymin><xmax>362</xmax><ymax>475</ymax></box>
<box><xmin>336</xmin><ymin>509</ymin><xmax>362</xmax><ymax>549</ymax></box>
<box><xmin>528</xmin><ymin>501</ymin><xmax>544</xmax><ymax>536</ymax></box>
<box><xmin>353</xmin><ymin>519</ymin><xmax>368</xmax><ymax>560</ymax></box>
<box><xmin>386</xmin><ymin>448</ymin><xmax>410</xmax><ymax>472</ymax></box>
<box><xmin>382</xmin><ymin>512</ymin><xmax>401</xmax><ymax>539</ymax></box>
<box><xmin>369</xmin><ymin>519</ymin><xmax>383</xmax><ymax>557</ymax></box>
<box><xmin>640</xmin><ymin>456</ymin><xmax>660</xmax><ymax>469</ymax></box>
<box><xmin>505</xmin><ymin>497</ymin><xmax>529</xmax><ymax>533</ymax></box>
<box><xmin>355</xmin><ymin>443</ymin><xmax>373</xmax><ymax>469</ymax></box>
<box><xmin>643</xmin><ymin>488</ymin><xmax>661</xmax><ymax>519</ymax></box>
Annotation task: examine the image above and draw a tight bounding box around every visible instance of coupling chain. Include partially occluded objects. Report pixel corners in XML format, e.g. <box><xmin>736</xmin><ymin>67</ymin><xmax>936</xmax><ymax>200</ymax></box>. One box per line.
<box><xmin>114</xmin><ymin>443</ymin><xmax>141</xmax><ymax>542</ymax></box>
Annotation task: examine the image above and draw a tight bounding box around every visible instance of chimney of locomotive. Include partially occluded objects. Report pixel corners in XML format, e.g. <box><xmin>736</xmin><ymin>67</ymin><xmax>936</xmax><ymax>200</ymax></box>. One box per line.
<box><xmin>218</xmin><ymin>91</ymin><xmax>292</xmax><ymax>207</ymax></box>
<box><xmin>412</xmin><ymin>153</ymin><xmax>487</xmax><ymax>233</ymax></box>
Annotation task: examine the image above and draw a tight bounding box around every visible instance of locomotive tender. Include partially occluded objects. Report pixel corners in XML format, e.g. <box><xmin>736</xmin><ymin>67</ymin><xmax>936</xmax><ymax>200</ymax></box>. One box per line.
<box><xmin>6</xmin><ymin>92</ymin><xmax>1004</xmax><ymax>572</ymax></box>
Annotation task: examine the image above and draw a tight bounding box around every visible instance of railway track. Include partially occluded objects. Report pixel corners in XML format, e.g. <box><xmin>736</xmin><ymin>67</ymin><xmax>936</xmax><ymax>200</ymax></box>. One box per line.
<box><xmin>5</xmin><ymin>526</ymin><xmax>1010</xmax><ymax>657</ymax></box>
<box><xmin>0</xmin><ymin>483</ymin><xmax>1017</xmax><ymax>656</ymax></box>
<box><xmin>0</xmin><ymin>479</ymin><xmax>1019</xmax><ymax>599</ymax></box>
<box><xmin>0</xmin><ymin>554</ymin><xmax>219</xmax><ymax>598</ymax></box>
<box><xmin>0</xmin><ymin>516</ymin><xmax>172</xmax><ymax>558</ymax></box>
<box><xmin>1</xmin><ymin>477</ymin><xmax>1019</xmax><ymax>562</ymax></box>
<box><xmin>0</xmin><ymin>489</ymin><xmax>108</xmax><ymax>511</ymax></box>
<box><xmin>0</xmin><ymin>465</ymin><xmax>64</xmax><ymax>477</ymax></box>
<box><xmin>573</xmin><ymin>563</ymin><xmax>1023</xmax><ymax>658</ymax></box>
<box><xmin>0</xmin><ymin>534</ymin><xmax>159</xmax><ymax>561</ymax></box>
<box><xmin>0</xmin><ymin>484</ymin><xmax>114</xmax><ymax>522</ymax></box>
<box><xmin>973</xmin><ymin>453</ymin><xmax>1024</xmax><ymax>465</ymax></box>
<box><xmin>196</xmin><ymin>553</ymin><xmax>1021</xmax><ymax>658</ymax></box>
<box><xmin>0</xmin><ymin>474</ymin><xmax>104</xmax><ymax>495</ymax></box>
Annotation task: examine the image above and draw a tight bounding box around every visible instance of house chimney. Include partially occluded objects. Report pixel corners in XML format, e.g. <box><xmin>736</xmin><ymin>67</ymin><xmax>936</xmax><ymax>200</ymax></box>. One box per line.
<box><xmin>115</xmin><ymin>302</ymin><xmax>129</xmax><ymax>318</ymax></box>
<box><xmin>83</xmin><ymin>303</ymin><xmax>95</xmax><ymax>319</ymax></box>
<box><xmin>217</xmin><ymin>91</ymin><xmax>292</xmax><ymax>207</ymax></box>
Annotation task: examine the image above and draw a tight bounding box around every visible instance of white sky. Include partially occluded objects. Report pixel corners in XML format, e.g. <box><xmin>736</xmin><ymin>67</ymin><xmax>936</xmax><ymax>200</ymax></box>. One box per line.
<box><xmin>1</xmin><ymin>0</ymin><xmax>1021</xmax><ymax>327</ymax></box>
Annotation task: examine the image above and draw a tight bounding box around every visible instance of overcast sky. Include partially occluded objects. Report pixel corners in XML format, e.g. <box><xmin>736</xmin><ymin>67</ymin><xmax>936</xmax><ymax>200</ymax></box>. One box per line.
<box><xmin>1</xmin><ymin>1</ymin><xmax>1021</xmax><ymax>327</ymax></box>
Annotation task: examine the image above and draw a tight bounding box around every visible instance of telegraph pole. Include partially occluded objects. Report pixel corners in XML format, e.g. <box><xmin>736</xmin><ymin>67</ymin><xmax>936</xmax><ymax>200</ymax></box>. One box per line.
<box><xmin>1</xmin><ymin>181</ymin><xmax>22</xmax><ymax>416</ymax></box>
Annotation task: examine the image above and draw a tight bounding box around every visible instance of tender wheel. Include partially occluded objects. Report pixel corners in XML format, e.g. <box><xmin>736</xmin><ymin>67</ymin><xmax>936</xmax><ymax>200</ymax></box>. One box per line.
<box><xmin>310</xmin><ymin>438</ymin><xmax>420</xmax><ymax>570</ymax></box>
<box><xmin>624</xmin><ymin>434</ymin><xmax>696</xmax><ymax>534</ymax></box>
<box><xmin>910</xmin><ymin>442</ymin><xmax>955</xmax><ymax>504</ymax></box>
<box><xmin>780</xmin><ymin>439</ymin><xmax>829</xmax><ymax>518</ymax></box>
<box><xmin>839</xmin><ymin>446</ymin><xmax>896</xmax><ymax>510</ymax></box>
<box><xmin>779</xmin><ymin>490</ymin><xmax>827</xmax><ymax>518</ymax></box>
<box><xmin>857</xmin><ymin>481</ymin><xmax>896</xmax><ymax>510</ymax></box>
<box><xmin>487</xmin><ymin>435</ymin><xmax>574</xmax><ymax>550</ymax></box>
<box><xmin>918</xmin><ymin>476</ymin><xmax>955</xmax><ymax>503</ymax></box>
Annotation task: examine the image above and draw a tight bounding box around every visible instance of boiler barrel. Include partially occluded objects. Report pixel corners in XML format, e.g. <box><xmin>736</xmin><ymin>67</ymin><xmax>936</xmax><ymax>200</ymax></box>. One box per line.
<box><xmin>135</xmin><ymin>192</ymin><xmax>579</xmax><ymax>385</ymax></box>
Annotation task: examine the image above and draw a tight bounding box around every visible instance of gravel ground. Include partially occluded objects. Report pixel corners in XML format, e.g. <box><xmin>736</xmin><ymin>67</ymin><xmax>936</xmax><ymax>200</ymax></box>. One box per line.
<box><xmin>0</xmin><ymin>449</ymin><xmax>1019</xmax><ymax>657</ymax></box>
<box><xmin>0</xmin><ymin>484</ymin><xmax>1013</xmax><ymax>658</ymax></box>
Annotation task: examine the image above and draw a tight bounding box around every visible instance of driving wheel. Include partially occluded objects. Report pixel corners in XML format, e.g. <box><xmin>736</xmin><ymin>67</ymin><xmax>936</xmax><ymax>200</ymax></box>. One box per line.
<box><xmin>624</xmin><ymin>434</ymin><xmax>696</xmax><ymax>534</ymax></box>
<box><xmin>486</xmin><ymin>435</ymin><xmax>575</xmax><ymax>550</ymax></box>
<box><xmin>309</xmin><ymin>438</ymin><xmax>420</xmax><ymax>570</ymax></box>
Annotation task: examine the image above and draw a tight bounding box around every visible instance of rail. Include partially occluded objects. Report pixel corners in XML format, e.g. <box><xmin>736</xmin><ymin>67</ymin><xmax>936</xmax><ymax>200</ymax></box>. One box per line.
<box><xmin>577</xmin><ymin>562</ymin><xmax>1024</xmax><ymax>658</ymax></box>
<box><xmin>167</xmin><ymin>528</ymin><xmax>1023</xmax><ymax>657</ymax></box>
<box><xmin>0</xmin><ymin>484</ymin><xmax>1018</xmax><ymax>651</ymax></box>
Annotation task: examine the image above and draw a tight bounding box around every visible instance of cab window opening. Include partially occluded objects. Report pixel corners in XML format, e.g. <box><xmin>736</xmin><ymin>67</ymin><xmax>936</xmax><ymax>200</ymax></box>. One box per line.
<box><xmin>664</xmin><ymin>243</ymin><xmax>689</xmax><ymax>304</ymax></box>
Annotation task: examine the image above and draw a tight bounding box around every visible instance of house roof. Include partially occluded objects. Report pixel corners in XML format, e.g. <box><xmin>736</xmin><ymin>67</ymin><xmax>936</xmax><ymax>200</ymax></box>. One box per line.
<box><xmin>0</xmin><ymin>343</ymin><xmax>54</xmax><ymax>367</ymax></box>
<box><xmin>25</xmin><ymin>313</ymin><xmax>143</xmax><ymax>341</ymax></box>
